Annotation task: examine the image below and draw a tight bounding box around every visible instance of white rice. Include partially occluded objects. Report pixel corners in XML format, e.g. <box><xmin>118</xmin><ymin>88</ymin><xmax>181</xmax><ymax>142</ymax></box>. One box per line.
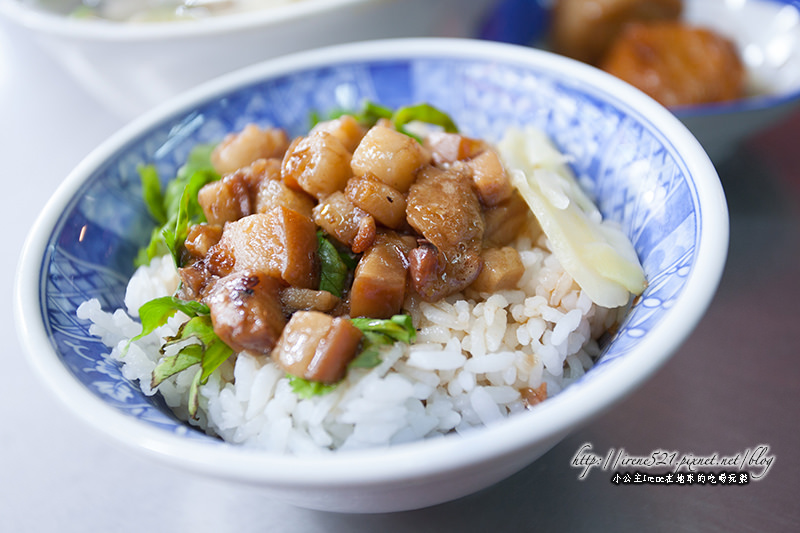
<box><xmin>78</xmin><ymin>223</ymin><xmax>622</xmax><ymax>454</ymax></box>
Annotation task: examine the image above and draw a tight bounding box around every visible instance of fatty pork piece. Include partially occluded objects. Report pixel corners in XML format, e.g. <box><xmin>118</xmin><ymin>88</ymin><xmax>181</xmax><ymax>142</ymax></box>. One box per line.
<box><xmin>424</xmin><ymin>131</ymin><xmax>486</xmax><ymax>166</ymax></box>
<box><xmin>272</xmin><ymin>311</ymin><xmax>363</xmax><ymax>384</ymax></box>
<box><xmin>254</xmin><ymin>174</ymin><xmax>316</xmax><ymax>219</ymax></box>
<box><xmin>464</xmin><ymin>148</ymin><xmax>515</xmax><ymax>207</ymax></box>
<box><xmin>344</xmin><ymin>173</ymin><xmax>406</xmax><ymax>229</ymax></box>
<box><xmin>312</xmin><ymin>191</ymin><xmax>376</xmax><ymax>253</ymax></box>
<box><xmin>424</xmin><ymin>132</ymin><xmax>514</xmax><ymax>207</ymax></box>
<box><xmin>482</xmin><ymin>190</ymin><xmax>533</xmax><ymax>247</ymax></box>
<box><xmin>214</xmin><ymin>206</ymin><xmax>319</xmax><ymax>289</ymax></box>
<box><xmin>551</xmin><ymin>0</ymin><xmax>683</xmax><ymax>65</ymax></box>
<box><xmin>282</xmin><ymin>130</ymin><xmax>353</xmax><ymax>200</ymax></box>
<box><xmin>309</xmin><ymin>114</ymin><xmax>366</xmax><ymax>153</ymax></box>
<box><xmin>350</xmin><ymin>232</ymin><xmax>415</xmax><ymax>318</ymax></box>
<box><xmin>204</xmin><ymin>270</ymin><xmax>286</xmax><ymax>355</ymax></box>
<box><xmin>350</xmin><ymin>124</ymin><xmax>431</xmax><ymax>193</ymax></box>
<box><xmin>280</xmin><ymin>287</ymin><xmax>340</xmax><ymax>314</ymax></box>
<box><xmin>406</xmin><ymin>165</ymin><xmax>485</xmax><ymax>301</ymax></box>
<box><xmin>198</xmin><ymin>165</ymin><xmax>257</xmax><ymax>226</ymax></box>
<box><xmin>211</xmin><ymin>124</ymin><xmax>290</xmax><ymax>175</ymax></box>
<box><xmin>469</xmin><ymin>247</ymin><xmax>525</xmax><ymax>293</ymax></box>
<box><xmin>199</xmin><ymin>158</ymin><xmax>315</xmax><ymax>226</ymax></box>
<box><xmin>183</xmin><ymin>223</ymin><xmax>223</xmax><ymax>260</ymax></box>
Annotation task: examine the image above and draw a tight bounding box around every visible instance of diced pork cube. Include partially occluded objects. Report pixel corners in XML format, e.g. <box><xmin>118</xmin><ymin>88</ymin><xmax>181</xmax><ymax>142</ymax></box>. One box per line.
<box><xmin>350</xmin><ymin>125</ymin><xmax>430</xmax><ymax>193</ymax></box>
<box><xmin>406</xmin><ymin>165</ymin><xmax>485</xmax><ymax>300</ymax></box>
<box><xmin>280</xmin><ymin>287</ymin><xmax>340</xmax><ymax>314</ymax></box>
<box><xmin>282</xmin><ymin>131</ymin><xmax>353</xmax><ymax>199</ymax></box>
<box><xmin>466</xmin><ymin>149</ymin><xmax>513</xmax><ymax>206</ymax></box>
<box><xmin>406</xmin><ymin>165</ymin><xmax>484</xmax><ymax>253</ymax></box>
<box><xmin>469</xmin><ymin>247</ymin><xmax>525</xmax><ymax>293</ymax></box>
<box><xmin>217</xmin><ymin>208</ymin><xmax>319</xmax><ymax>289</ymax></box>
<box><xmin>312</xmin><ymin>191</ymin><xmax>376</xmax><ymax>253</ymax></box>
<box><xmin>310</xmin><ymin>114</ymin><xmax>366</xmax><ymax>153</ymax></box>
<box><xmin>184</xmin><ymin>224</ymin><xmax>223</xmax><ymax>259</ymax></box>
<box><xmin>424</xmin><ymin>131</ymin><xmax>486</xmax><ymax>165</ymax></box>
<box><xmin>483</xmin><ymin>191</ymin><xmax>534</xmax><ymax>247</ymax></box>
<box><xmin>205</xmin><ymin>270</ymin><xmax>286</xmax><ymax>355</ymax></box>
<box><xmin>271</xmin><ymin>311</ymin><xmax>363</xmax><ymax>384</ymax></box>
<box><xmin>255</xmin><ymin>172</ymin><xmax>316</xmax><ymax>219</ymax></box>
<box><xmin>198</xmin><ymin>170</ymin><xmax>255</xmax><ymax>225</ymax></box>
<box><xmin>211</xmin><ymin>124</ymin><xmax>290</xmax><ymax>175</ymax></box>
<box><xmin>345</xmin><ymin>173</ymin><xmax>406</xmax><ymax>229</ymax></box>
<box><xmin>350</xmin><ymin>232</ymin><xmax>414</xmax><ymax>318</ymax></box>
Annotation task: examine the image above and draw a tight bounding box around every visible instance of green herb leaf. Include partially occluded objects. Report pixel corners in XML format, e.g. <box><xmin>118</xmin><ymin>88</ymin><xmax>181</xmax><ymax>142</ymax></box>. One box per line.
<box><xmin>348</xmin><ymin>331</ymin><xmax>387</xmax><ymax>369</ymax></box>
<box><xmin>350</xmin><ymin>314</ymin><xmax>416</xmax><ymax>344</ymax></box>
<box><xmin>134</xmin><ymin>143</ymin><xmax>220</xmax><ymax>267</ymax></box>
<box><xmin>317</xmin><ymin>231</ymin><xmax>348</xmax><ymax>297</ymax></box>
<box><xmin>393</xmin><ymin>103</ymin><xmax>459</xmax><ymax>135</ymax></box>
<box><xmin>348</xmin><ymin>314</ymin><xmax>416</xmax><ymax>369</ymax></box>
<box><xmin>151</xmin><ymin>343</ymin><xmax>203</xmax><ymax>387</ymax></box>
<box><xmin>177</xmin><ymin>143</ymin><xmax>218</xmax><ymax>181</ymax></box>
<box><xmin>354</xmin><ymin>101</ymin><xmax>394</xmax><ymax>126</ymax></box>
<box><xmin>152</xmin><ymin>314</ymin><xmax>234</xmax><ymax>418</ymax></box>
<box><xmin>187</xmin><ymin>368</ymin><xmax>203</xmax><ymax>418</ymax></box>
<box><xmin>339</xmin><ymin>249</ymin><xmax>359</xmax><ymax>270</ymax></box>
<box><xmin>139</xmin><ymin>164</ymin><xmax>167</xmax><ymax>225</ymax></box>
<box><xmin>163</xmin><ymin>169</ymin><xmax>218</xmax><ymax>268</ymax></box>
<box><xmin>311</xmin><ymin>101</ymin><xmax>458</xmax><ymax>143</ymax></box>
<box><xmin>131</xmin><ymin>296</ymin><xmax>210</xmax><ymax>345</ymax></box>
<box><xmin>199</xmin><ymin>329</ymin><xmax>235</xmax><ymax>383</ymax></box>
<box><xmin>311</xmin><ymin>100</ymin><xmax>394</xmax><ymax>129</ymax></box>
<box><xmin>162</xmin><ymin>315</ymin><xmax>234</xmax><ymax>383</ymax></box>
<box><xmin>134</xmin><ymin>226</ymin><xmax>170</xmax><ymax>268</ymax></box>
<box><xmin>288</xmin><ymin>375</ymin><xmax>339</xmax><ymax>399</ymax></box>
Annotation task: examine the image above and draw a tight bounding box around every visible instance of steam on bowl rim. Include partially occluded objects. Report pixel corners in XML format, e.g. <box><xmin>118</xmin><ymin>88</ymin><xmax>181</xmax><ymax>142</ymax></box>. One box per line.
<box><xmin>14</xmin><ymin>38</ymin><xmax>728</xmax><ymax>488</ymax></box>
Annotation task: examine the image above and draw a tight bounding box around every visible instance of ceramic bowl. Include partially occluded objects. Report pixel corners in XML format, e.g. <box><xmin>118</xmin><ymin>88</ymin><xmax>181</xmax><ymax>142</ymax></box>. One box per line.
<box><xmin>14</xmin><ymin>38</ymin><xmax>728</xmax><ymax>513</ymax></box>
<box><xmin>0</xmin><ymin>0</ymin><xmax>495</xmax><ymax>119</ymax></box>
<box><xmin>481</xmin><ymin>0</ymin><xmax>800</xmax><ymax>162</ymax></box>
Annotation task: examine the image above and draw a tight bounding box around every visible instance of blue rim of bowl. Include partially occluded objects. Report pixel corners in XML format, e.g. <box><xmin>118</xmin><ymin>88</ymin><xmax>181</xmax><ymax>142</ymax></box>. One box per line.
<box><xmin>14</xmin><ymin>38</ymin><xmax>729</xmax><ymax>487</ymax></box>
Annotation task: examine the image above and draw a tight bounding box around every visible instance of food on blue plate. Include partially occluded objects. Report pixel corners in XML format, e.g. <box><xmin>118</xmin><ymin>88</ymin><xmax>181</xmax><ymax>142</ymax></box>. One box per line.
<box><xmin>600</xmin><ymin>22</ymin><xmax>745</xmax><ymax>107</ymax></box>
<box><xmin>78</xmin><ymin>102</ymin><xmax>645</xmax><ymax>452</ymax></box>
<box><xmin>551</xmin><ymin>0</ymin><xmax>745</xmax><ymax>107</ymax></box>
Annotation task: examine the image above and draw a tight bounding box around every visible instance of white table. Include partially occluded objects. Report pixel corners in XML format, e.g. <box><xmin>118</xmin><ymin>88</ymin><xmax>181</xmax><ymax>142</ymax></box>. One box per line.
<box><xmin>3</xmin><ymin>15</ymin><xmax>799</xmax><ymax>532</ymax></box>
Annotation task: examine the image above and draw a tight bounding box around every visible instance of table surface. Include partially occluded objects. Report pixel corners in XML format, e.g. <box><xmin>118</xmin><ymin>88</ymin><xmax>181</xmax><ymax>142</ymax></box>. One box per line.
<box><xmin>2</xmin><ymin>15</ymin><xmax>799</xmax><ymax>533</ymax></box>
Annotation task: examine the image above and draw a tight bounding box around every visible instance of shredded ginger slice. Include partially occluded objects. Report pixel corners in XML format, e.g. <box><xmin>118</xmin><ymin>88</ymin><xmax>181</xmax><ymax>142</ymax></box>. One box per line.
<box><xmin>496</xmin><ymin>126</ymin><xmax>646</xmax><ymax>308</ymax></box>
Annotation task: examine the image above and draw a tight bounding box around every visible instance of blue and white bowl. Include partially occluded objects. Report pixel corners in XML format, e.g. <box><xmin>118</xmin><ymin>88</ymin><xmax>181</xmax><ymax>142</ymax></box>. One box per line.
<box><xmin>14</xmin><ymin>38</ymin><xmax>728</xmax><ymax>513</ymax></box>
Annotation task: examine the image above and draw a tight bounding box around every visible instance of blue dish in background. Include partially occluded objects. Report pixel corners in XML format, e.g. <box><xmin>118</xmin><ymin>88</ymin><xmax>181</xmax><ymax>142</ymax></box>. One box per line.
<box><xmin>481</xmin><ymin>0</ymin><xmax>800</xmax><ymax>161</ymax></box>
<box><xmin>15</xmin><ymin>38</ymin><xmax>728</xmax><ymax>512</ymax></box>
